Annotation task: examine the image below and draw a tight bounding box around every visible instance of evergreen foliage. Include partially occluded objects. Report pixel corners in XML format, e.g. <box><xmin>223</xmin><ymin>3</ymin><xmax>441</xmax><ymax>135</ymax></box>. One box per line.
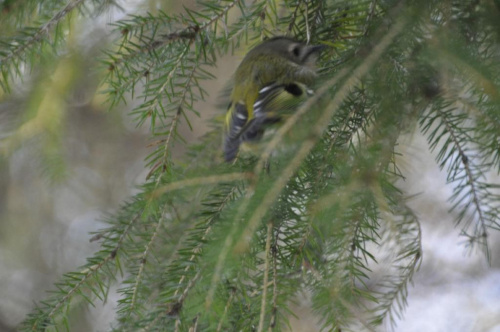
<box><xmin>1</xmin><ymin>0</ymin><xmax>499</xmax><ymax>330</ymax></box>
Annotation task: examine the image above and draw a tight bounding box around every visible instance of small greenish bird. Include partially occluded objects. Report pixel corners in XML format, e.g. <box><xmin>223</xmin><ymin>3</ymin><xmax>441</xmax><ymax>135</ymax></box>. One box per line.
<box><xmin>223</xmin><ymin>36</ymin><xmax>326</xmax><ymax>162</ymax></box>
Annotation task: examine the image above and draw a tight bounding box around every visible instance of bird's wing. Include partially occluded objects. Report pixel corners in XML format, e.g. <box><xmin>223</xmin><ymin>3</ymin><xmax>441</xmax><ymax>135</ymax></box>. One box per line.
<box><xmin>224</xmin><ymin>82</ymin><xmax>311</xmax><ymax>161</ymax></box>
<box><xmin>224</xmin><ymin>101</ymin><xmax>248</xmax><ymax>162</ymax></box>
<box><xmin>253</xmin><ymin>82</ymin><xmax>311</xmax><ymax>119</ymax></box>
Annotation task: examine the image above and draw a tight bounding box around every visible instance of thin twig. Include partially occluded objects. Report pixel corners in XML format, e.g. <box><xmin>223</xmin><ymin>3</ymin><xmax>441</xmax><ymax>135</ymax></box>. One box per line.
<box><xmin>171</xmin><ymin>268</ymin><xmax>203</xmax><ymax>319</ymax></box>
<box><xmin>305</xmin><ymin>0</ymin><xmax>310</xmax><ymax>43</ymax></box>
<box><xmin>141</xmin><ymin>182</ymin><xmax>238</xmax><ymax>332</ymax></box>
<box><xmin>257</xmin><ymin>223</ymin><xmax>273</xmax><ymax>332</ymax></box>
<box><xmin>173</xmin><ymin>185</ymin><xmax>240</xmax><ymax>298</ymax></box>
<box><xmin>188</xmin><ymin>314</ymin><xmax>199</xmax><ymax>332</ymax></box>
<box><xmin>363</xmin><ymin>0</ymin><xmax>378</xmax><ymax>36</ymax></box>
<box><xmin>1</xmin><ymin>0</ymin><xmax>86</xmax><ymax>65</ymax></box>
<box><xmin>287</xmin><ymin>0</ymin><xmax>305</xmax><ymax>34</ymax></box>
<box><xmin>269</xmin><ymin>228</ymin><xmax>279</xmax><ymax>330</ymax></box>
<box><xmin>437</xmin><ymin>109</ymin><xmax>490</xmax><ymax>260</ymax></box>
<box><xmin>337</xmin><ymin>297</ymin><xmax>377</xmax><ymax>332</ymax></box>
<box><xmin>149</xmin><ymin>184</ymin><xmax>240</xmax><ymax>332</ymax></box>
<box><xmin>148</xmin><ymin>43</ymin><xmax>193</xmax><ymax>181</ymax></box>
<box><xmin>168</xmin><ymin>268</ymin><xmax>201</xmax><ymax>332</ymax></box>
<box><xmin>36</xmin><ymin>213</ymin><xmax>141</xmax><ymax>329</ymax></box>
<box><xmin>109</xmin><ymin>0</ymin><xmax>241</xmax><ymax>68</ymax></box>
<box><xmin>128</xmin><ymin>208</ymin><xmax>167</xmax><ymax>317</ymax></box>
<box><xmin>378</xmin><ymin>206</ymin><xmax>422</xmax><ymax>326</ymax></box>
<box><xmin>205</xmin><ymin>187</ymin><xmax>253</xmax><ymax>308</ymax></box>
<box><xmin>150</xmin><ymin>172</ymin><xmax>253</xmax><ymax>198</ymax></box>
<box><xmin>216</xmin><ymin>287</ymin><xmax>236</xmax><ymax>332</ymax></box>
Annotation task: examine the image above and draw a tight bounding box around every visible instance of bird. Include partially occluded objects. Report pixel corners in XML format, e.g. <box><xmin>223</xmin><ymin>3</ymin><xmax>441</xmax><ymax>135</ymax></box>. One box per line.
<box><xmin>223</xmin><ymin>36</ymin><xmax>326</xmax><ymax>162</ymax></box>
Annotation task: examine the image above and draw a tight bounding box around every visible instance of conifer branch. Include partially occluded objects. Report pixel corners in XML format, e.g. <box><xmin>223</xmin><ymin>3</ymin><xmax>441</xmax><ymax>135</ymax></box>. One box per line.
<box><xmin>436</xmin><ymin>108</ymin><xmax>489</xmax><ymax>257</ymax></box>
<box><xmin>187</xmin><ymin>314</ymin><xmax>200</xmax><ymax>332</ymax></box>
<box><xmin>257</xmin><ymin>222</ymin><xmax>273</xmax><ymax>332</ymax></box>
<box><xmin>149</xmin><ymin>43</ymin><xmax>190</xmax><ymax>112</ymax></box>
<box><xmin>287</xmin><ymin>0</ymin><xmax>306</xmax><ymax>33</ymax></box>
<box><xmin>374</xmin><ymin>201</ymin><xmax>422</xmax><ymax>326</ymax></box>
<box><xmin>156</xmin><ymin>183</ymin><xmax>243</xmax><ymax>331</ymax></box>
<box><xmin>127</xmin><ymin>211</ymin><xmax>165</xmax><ymax>317</ymax></box>
<box><xmin>150</xmin><ymin>57</ymin><xmax>200</xmax><ymax>179</ymax></box>
<box><xmin>205</xmin><ymin>193</ymin><xmax>252</xmax><ymax>308</ymax></box>
<box><xmin>269</xmin><ymin>228</ymin><xmax>279</xmax><ymax>329</ymax></box>
<box><xmin>13</xmin><ymin>1</ymin><xmax>500</xmax><ymax>330</ymax></box>
<box><xmin>216</xmin><ymin>286</ymin><xmax>235</xmax><ymax>332</ymax></box>
<box><xmin>110</xmin><ymin>0</ymin><xmax>240</xmax><ymax>66</ymax></box>
<box><xmin>30</xmin><ymin>212</ymin><xmax>141</xmax><ymax>330</ymax></box>
<box><xmin>173</xmin><ymin>184</ymin><xmax>241</xmax><ymax>301</ymax></box>
<box><xmin>149</xmin><ymin>105</ymin><xmax>181</xmax><ymax>177</ymax></box>
<box><xmin>363</xmin><ymin>0</ymin><xmax>378</xmax><ymax>36</ymax></box>
<box><xmin>1</xmin><ymin>0</ymin><xmax>85</xmax><ymax>65</ymax></box>
<box><xmin>150</xmin><ymin>172</ymin><xmax>252</xmax><ymax>198</ymax></box>
<box><xmin>170</xmin><ymin>268</ymin><xmax>203</xmax><ymax>317</ymax></box>
<box><xmin>205</xmin><ymin>17</ymin><xmax>407</xmax><ymax>317</ymax></box>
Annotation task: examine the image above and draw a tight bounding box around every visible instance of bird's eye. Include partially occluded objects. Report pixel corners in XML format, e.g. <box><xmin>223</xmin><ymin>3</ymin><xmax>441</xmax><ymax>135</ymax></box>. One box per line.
<box><xmin>291</xmin><ymin>45</ymin><xmax>300</xmax><ymax>57</ymax></box>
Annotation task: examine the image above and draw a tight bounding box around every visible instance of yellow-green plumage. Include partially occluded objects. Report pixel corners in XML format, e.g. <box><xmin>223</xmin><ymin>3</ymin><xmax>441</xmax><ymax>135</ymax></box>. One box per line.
<box><xmin>223</xmin><ymin>37</ymin><xmax>325</xmax><ymax>162</ymax></box>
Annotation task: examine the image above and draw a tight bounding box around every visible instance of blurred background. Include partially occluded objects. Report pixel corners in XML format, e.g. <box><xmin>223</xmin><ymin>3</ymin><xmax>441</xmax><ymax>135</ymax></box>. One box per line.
<box><xmin>0</xmin><ymin>1</ymin><xmax>499</xmax><ymax>331</ymax></box>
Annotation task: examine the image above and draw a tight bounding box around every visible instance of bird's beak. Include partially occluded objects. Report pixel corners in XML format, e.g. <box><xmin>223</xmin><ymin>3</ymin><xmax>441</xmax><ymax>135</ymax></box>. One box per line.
<box><xmin>309</xmin><ymin>44</ymin><xmax>328</xmax><ymax>54</ymax></box>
